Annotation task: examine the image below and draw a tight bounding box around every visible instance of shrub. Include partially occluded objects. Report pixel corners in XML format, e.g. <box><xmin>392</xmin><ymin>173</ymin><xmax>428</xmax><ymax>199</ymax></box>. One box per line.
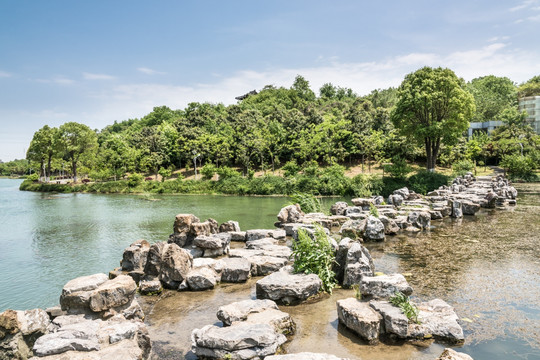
<box><xmin>407</xmin><ymin>170</ymin><xmax>450</xmax><ymax>195</ymax></box>
<box><xmin>318</xmin><ymin>164</ymin><xmax>349</xmax><ymax>195</ymax></box>
<box><xmin>349</xmin><ymin>174</ymin><xmax>379</xmax><ymax>197</ymax></box>
<box><xmin>289</xmin><ymin>193</ymin><xmax>323</xmax><ymax>213</ymax></box>
<box><xmin>369</xmin><ymin>203</ymin><xmax>379</xmax><ymax>218</ymax></box>
<box><xmin>27</xmin><ymin>173</ymin><xmax>39</xmax><ymax>182</ymax></box>
<box><xmin>158</xmin><ymin>167</ymin><xmax>172</xmax><ymax>182</ymax></box>
<box><xmin>384</xmin><ymin>157</ymin><xmax>412</xmax><ymax>180</ymax></box>
<box><xmin>452</xmin><ymin>159</ymin><xmax>475</xmax><ymax>176</ymax></box>
<box><xmin>389</xmin><ymin>291</ymin><xmax>420</xmax><ymax>324</ymax></box>
<box><xmin>282</xmin><ymin>160</ymin><xmax>300</xmax><ymax>177</ymax></box>
<box><xmin>500</xmin><ymin>154</ymin><xmax>538</xmax><ymax>181</ymax></box>
<box><xmin>201</xmin><ymin>163</ymin><xmax>217</xmax><ymax>180</ymax></box>
<box><xmin>291</xmin><ymin>225</ymin><xmax>337</xmax><ymax>293</ymax></box>
<box><xmin>380</xmin><ymin>177</ymin><xmax>408</xmax><ymax>197</ymax></box>
<box><xmin>216</xmin><ymin>166</ymin><xmax>241</xmax><ymax>179</ymax></box>
<box><xmin>127</xmin><ymin>173</ymin><xmax>143</xmax><ymax>188</ymax></box>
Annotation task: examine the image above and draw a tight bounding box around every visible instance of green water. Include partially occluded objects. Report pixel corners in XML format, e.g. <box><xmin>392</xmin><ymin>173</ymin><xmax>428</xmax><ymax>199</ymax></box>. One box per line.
<box><xmin>0</xmin><ymin>179</ymin><xmax>320</xmax><ymax>311</ymax></box>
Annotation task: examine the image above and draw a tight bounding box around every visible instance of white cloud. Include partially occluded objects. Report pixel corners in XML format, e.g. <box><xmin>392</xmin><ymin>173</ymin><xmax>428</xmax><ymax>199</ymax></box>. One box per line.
<box><xmin>0</xmin><ymin>70</ymin><xmax>11</xmax><ymax>78</ymax></box>
<box><xmin>35</xmin><ymin>76</ymin><xmax>74</xmax><ymax>85</ymax></box>
<box><xmin>137</xmin><ymin>67</ymin><xmax>165</xmax><ymax>75</ymax></box>
<box><xmin>510</xmin><ymin>0</ymin><xmax>539</xmax><ymax>12</ymax></box>
<box><xmin>82</xmin><ymin>72</ymin><xmax>115</xmax><ymax>80</ymax></box>
<box><xmin>528</xmin><ymin>13</ymin><xmax>540</xmax><ymax>21</ymax></box>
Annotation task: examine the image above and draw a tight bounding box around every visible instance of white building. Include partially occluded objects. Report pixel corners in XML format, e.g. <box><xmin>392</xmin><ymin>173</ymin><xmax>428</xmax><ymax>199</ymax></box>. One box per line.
<box><xmin>518</xmin><ymin>95</ymin><xmax>540</xmax><ymax>134</ymax></box>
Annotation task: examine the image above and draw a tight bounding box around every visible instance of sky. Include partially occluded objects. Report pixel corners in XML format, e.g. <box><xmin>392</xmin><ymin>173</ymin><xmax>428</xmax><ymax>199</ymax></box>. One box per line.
<box><xmin>1</xmin><ymin>0</ymin><xmax>540</xmax><ymax>161</ymax></box>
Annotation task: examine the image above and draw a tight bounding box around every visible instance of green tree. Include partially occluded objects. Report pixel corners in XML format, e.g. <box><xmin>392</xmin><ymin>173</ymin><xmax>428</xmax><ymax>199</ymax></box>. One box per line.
<box><xmin>26</xmin><ymin>125</ymin><xmax>60</xmax><ymax>181</ymax></box>
<box><xmin>58</xmin><ymin>122</ymin><xmax>98</xmax><ymax>182</ymax></box>
<box><xmin>467</xmin><ymin>75</ymin><xmax>517</xmax><ymax>123</ymax></box>
<box><xmin>517</xmin><ymin>75</ymin><xmax>540</xmax><ymax>98</ymax></box>
<box><xmin>391</xmin><ymin>67</ymin><xmax>475</xmax><ymax>171</ymax></box>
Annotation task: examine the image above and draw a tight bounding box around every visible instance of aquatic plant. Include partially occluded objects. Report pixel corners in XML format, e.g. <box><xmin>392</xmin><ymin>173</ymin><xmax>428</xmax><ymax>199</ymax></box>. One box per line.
<box><xmin>288</xmin><ymin>193</ymin><xmax>323</xmax><ymax>213</ymax></box>
<box><xmin>390</xmin><ymin>291</ymin><xmax>420</xmax><ymax>324</ymax></box>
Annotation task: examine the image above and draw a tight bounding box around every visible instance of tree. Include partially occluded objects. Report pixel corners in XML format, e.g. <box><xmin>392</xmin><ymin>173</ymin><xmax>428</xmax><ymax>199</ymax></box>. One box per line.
<box><xmin>518</xmin><ymin>75</ymin><xmax>540</xmax><ymax>98</ymax></box>
<box><xmin>58</xmin><ymin>122</ymin><xmax>98</xmax><ymax>182</ymax></box>
<box><xmin>467</xmin><ymin>75</ymin><xmax>517</xmax><ymax>123</ymax></box>
<box><xmin>391</xmin><ymin>67</ymin><xmax>475</xmax><ymax>171</ymax></box>
<box><xmin>26</xmin><ymin>125</ymin><xmax>60</xmax><ymax>181</ymax></box>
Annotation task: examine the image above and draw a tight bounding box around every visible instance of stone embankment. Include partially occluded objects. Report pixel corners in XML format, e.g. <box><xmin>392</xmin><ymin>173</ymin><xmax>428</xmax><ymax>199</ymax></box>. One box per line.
<box><xmin>0</xmin><ymin>174</ymin><xmax>516</xmax><ymax>359</ymax></box>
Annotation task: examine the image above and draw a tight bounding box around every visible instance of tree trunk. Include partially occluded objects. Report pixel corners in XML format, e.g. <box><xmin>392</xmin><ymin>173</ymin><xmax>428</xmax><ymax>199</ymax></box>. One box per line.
<box><xmin>47</xmin><ymin>156</ymin><xmax>52</xmax><ymax>182</ymax></box>
<box><xmin>72</xmin><ymin>160</ymin><xmax>77</xmax><ymax>183</ymax></box>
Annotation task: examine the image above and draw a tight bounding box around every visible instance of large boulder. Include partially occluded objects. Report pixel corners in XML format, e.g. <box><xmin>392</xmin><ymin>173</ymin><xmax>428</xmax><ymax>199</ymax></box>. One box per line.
<box><xmin>407</xmin><ymin>211</ymin><xmax>431</xmax><ymax>230</ymax></box>
<box><xmin>408</xmin><ymin>299</ymin><xmax>464</xmax><ymax>343</ymax></box>
<box><xmin>461</xmin><ymin>201</ymin><xmax>480</xmax><ymax>216</ymax></box>
<box><xmin>120</xmin><ymin>239</ymin><xmax>150</xmax><ymax>272</ymax></box>
<box><xmin>0</xmin><ymin>309</ymin><xmax>50</xmax><ymax>359</ymax></box>
<box><xmin>248</xmin><ymin>256</ymin><xmax>289</xmax><ymax>277</ymax></box>
<box><xmin>369</xmin><ymin>300</ymin><xmax>409</xmax><ymax>338</ymax></box>
<box><xmin>59</xmin><ymin>274</ymin><xmax>109</xmax><ymax>313</ymax></box>
<box><xmin>379</xmin><ymin>215</ymin><xmax>399</xmax><ymax>235</ymax></box>
<box><xmin>330</xmin><ymin>201</ymin><xmax>348</xmax><ymax>216</ymax></box>
<box><xmin>219</xmin><ymin>220</ymin><xmax>241</xmax><ymax>233</ymax></box>
<box><xmin>215</xmin><ymin>258</ymin><xmax>251</xmax><ymax>283</ymax></box>
<box><xmin>88</xmin><ymin>275</ymin><xmax>137</xmax><ymax>313</ymax></box>
<box><xmin>186</xmin><ymin>267</ymin><xmax>219</xmax><ymax>291</ymax></box>
<box><xmin>340</xmin><ymin>219</ymin><xmax>366</xmax><ymax>240</ymax></box>
<box><xmin>342</xmin><ymin>242</ymin><xmax>374</xmax><ymax>288</ymax></box>
<box><xmin>169</xmin><ymin>214</ymin><xmax>200</xmax><ymax>247</ymax></box>
<box><xmin>190</xmin><ymin>218</ymin><xmax>219</xmax><ymax>238</ymax></box>
<box><xmin>191</xmin><ymin>323</ymin><xmax>286</xmax><ymax>360</ymax></box>
<box><xmin>143</xmin><ymin>241</ymin><xmax>166</xmax><ymax>277</ymax></box>
<box><xmin>159</xmin><ymin>244</ymin><xmax>193</xmax><ymax>289</ymax></box>
<box><xmin>256</xmin><ymin>266</ymin><xmax>322</xmax><ymax>305</ymax></box>
<box><xmin>217</xmin><ymin>299</ymin><xmax>279</xmax><ymax>326</ymax></box>
<box><xmin>363</xmin><ymin>216</ymin><xmax>385</xmax><ymax>241</ymax></box>
<box><xmin>393</xmin><ymin>187</ymin><xmax>410</xmax><ymax>200</ymax></box>
<box><xmin>388</xmin><ymin>194</ymin><xmax>404</xmax><ymax>207</ymax></box>
<box><xmin>336</xmin><ymin>298</ymin><xmax>382</xmax><ymax>344</ymax></box>
<box><xmin>360</xmin><ymin>274</ymin><xmax>413</xmax><ymax>299</ymax></box>
<box><xmin>277</xmin><ymin>204</ymin><xmax>304</xmax><ymax>224</ymax></box>
<box><xmin>351</xmin><ymin>198</ymin><xmax>374</xmax><ymax>208</ymax></box>
<box><xmin>451</xmin><ymin>200</ymin><xmax>463</xmax><ymax>218</ymax></box>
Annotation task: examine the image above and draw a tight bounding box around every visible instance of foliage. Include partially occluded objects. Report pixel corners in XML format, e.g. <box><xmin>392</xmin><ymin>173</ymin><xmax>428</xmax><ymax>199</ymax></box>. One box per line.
<box><xmin>384</xmin><ymin>157</ymin><xmax>412</xmax><ymax>180</ymax></box>
<box><xmin>291</xmin><ymin>225</ymin><xmax>337</xmax><ymax>293</ymax></box>
<box><xmin>282</xmin><ymin>159</ymin><xmax>300</xmax><ymax>177</ymax></box>
<box><xmin>201</xmin><ymin>163</ymin><xmax>217</xmax><ymax>180</ymax></box>
<box><xmin>158</xmin><ymin>167</ymin><xmax>172</xmax><ymax>182</ymax></box>
<box><xmin>369</xmin><ymin>203</ymin><xmax>379</xmax><ymax>218</ymax></box>
<box><xmin>407</xmin><ymin>170</ymin><xmax>450</xmax><ymax>195</ymax></box>
<box><xmin>389</xmin><ymin>291</ymin><xmax>420</xmax><ymax>324</ymax></box>
<box><xmin>467</xmin><ymin>75</ymin><xmax>517</xmax><ymax>123</ymax></box>
<box><xmin>289</xmin><ymin>193</ymin><xmax>323</xmax><ymax>213</ymax></box>
<box><xmin>127</xmin><ymin>173</ymin><xmax>143</xmax><ymax>187</ymax></box>
<box><xmin>27</xmin><ymin>173</ymin><xmax>39</xmax><ymax>182</ymax></box>
<box><xmin>392</xmin><ymin>67</ymin><xmax>475</xmax><ymax>171</ymax></box>
<box><xmin>452</xmin><ymin>159</ymin><xmax>475</xmax><ymax>176</ymax></box>
<box><xmin>517</xmin><ymin>75</ymin><xmax>540</xmax><ymax>98</ymax></box>
<box><xmin>500</xmin><ymin>154</ymin><xmax>538</xmax><ymax>181</ymax></box>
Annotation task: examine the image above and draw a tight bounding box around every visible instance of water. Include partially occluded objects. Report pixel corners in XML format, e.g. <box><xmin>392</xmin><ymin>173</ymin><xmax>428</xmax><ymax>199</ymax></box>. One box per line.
<box><xmin>1</xmin><ymin>178</ymin><xmax>539</xmax><ymax>359</ymax></box>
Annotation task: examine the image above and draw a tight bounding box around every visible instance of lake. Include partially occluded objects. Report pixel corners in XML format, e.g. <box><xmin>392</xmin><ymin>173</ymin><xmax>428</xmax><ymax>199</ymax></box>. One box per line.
<box><xmin>1</xmin><ymin>178</ymin><xmax>539</xmax><ymax>359</ymax></box>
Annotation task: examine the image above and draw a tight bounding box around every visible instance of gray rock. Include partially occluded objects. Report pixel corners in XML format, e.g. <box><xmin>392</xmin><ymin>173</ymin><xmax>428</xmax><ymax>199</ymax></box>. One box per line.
<box><xmin>143</xmin><ymin>241</ymin><xmax>166</xmax><ymax>277</ymax></box>
<box><xmin>330</xmin><ymin>201</ymin><xmax>349</xmax><ymax>216</ymax></box>
<box><xmin>340</xmin><ymin>219</ymin><xmax>366</xmax><ymax>240</ymax></box>
<box><xmin>193</xmin><ymin>235</ymin><xmax>223</xmax><ymax>249</ymax></box>
<box><xmin>138</xmin><ymin>277</ymin><xmax>162</xmax><ymax>295</ymax></box>
<box><xmin>159</xmin><ymin>243</ymin><xmax>193</xmax><ymax>288</ymax></box>
<box><xmin>451</xmin><ymin>200</ymin><xmax>463</xmax><ymax>218</ymax></box>
<box><xmin>190</xmin><ymin>218</ymin><xmax>219</xmax><ymax>237</ymax></box>
<box><xmin>173</xmin><ymin>213</ymin><xmax>200</xmax><ymax>234</ymax></box>
<box><xmin>215</xmin><ymin>258</ymin><xmax>251</xmax><ymax>283</ymax></box>
<box><xmin>0</xmin><ymin>308</ymin><xmax>51</xmax><ymax>359</ymax></box>
<box><xmin>461</xmin><ymin>201</ymin><xmax>480</xmax><ymax>215</ymax></box>
<box><xmin>120</xmin><ymin>239</ymin><xmax>150</xmax><ymax>272</ymax></box>
<box><xmin>186</xmin><ymin>267</ymin><xmax>219</xmax><ymax>290</ymax></box>
<box><xmin>379</xmin><ymin>215</ymin><xmax>399</xmax><ymax>235</ymax></box>
<box><xmin>256</xmin><ymin>266</ymin><xmax>322</xmax><ymax>304</ymax></box>
<box><xmin>246</xmin><ymin>229</ymin><xmax>275</xmax><ymax>241</ymax></box>
<box><xmin>484</xmin><ymin>191</ymin><xmax>498</xmax><ymax>208</ymax></box>
<box><xmin>343</xmin><ymin>242</ymin><xmax>374</xmax><ymax>288</ymax></box>
<box><xmin>408</xmin><ymin>299</ymin><xmax>464</xmax><ymax>343</ymax></box>
<box><xmin>334</xmin><ymin>237</ymin><xmax>354</xmax><ymax>283</ymax></box>
<box><xmin>229</xmin><ymin>231</ymin><xmax>247</xmax><ymax>242</ymax></box>
<box><xmin>344</xmin><ymin>206</ymin><xmax>364</xmax><ymax>218</ymax></box>
<box><xmin>407</xmin><ymin>211</ymin><xmax>431</xmax><ymax>230</ymax></box>
<box><xmin>436</xmin><ymin>348</ymin><xmax>473</xmax><ymax>360</ymax></box>
<box><xmin>249</xmin><ymin>256</ymin><xmax>289</xmax><ymax>276</ymax></box>
<box><xmin>429</xmin><ymin>210</ymin><xmax>444</xmax><ymax>220</ymax></box>
<box><xmin>369</xmin><ymin>300</ymin><xmax>409</xmax><ymax>338</ymax></box>
<box><xmin>388</xmin><ymin>194</ymin><xmax>404</xmax><ymax>207</ymax></box>
<box><xmin>191</xmin><ymin>322</ymin><xmax>287</xmax><ymax>360</ymax></box>
<box><xmin>363</xmin><ymin>215</ymin><xmax>385</xmax><ymax>241</ymax></box>
<box><xmin>33</xmin><ymin>320</ymin><xmax>101</xmax><ymax>356</ymax></box>
<box><xmin>336</xmin><ymin>298</ymin><xmax>382</xmax><ymax>344</ymax></box>
<box><xmin>266</xmin><ymin>353</ymin><xmax>350</xmax><ymax>360</ymax></box>
<box><xmin>59</xmin><ymin>274</ymin><xmax>109</xmax><ymax>313</ymax></box>
<box><xmin>360</xmin><ymin>274</ymin><xmax>413</xmax><ymax>299</ymax></box>
<box><xmin>277</xmin><ymin>204</ymin><xmax>304</xmax><ymax>224</ymax></box>
<box><xmin>219</xmin><ymin>220</ymin><xmax>241</xmax><ymax>233</ymax></box>
<box><xmin>88</xmin><ymin>275</ymin><xmax>137</xmax><ymax>312</ymax></box>
<box><xmin>351</xmin><ymin>198</ymin><xmax>374</xmax><ymax>208</ymax></box>
<box><xmin>246</xmin><ymin>238</ymin><xmax>277</xmax><ymax>249</ymax></box>
<box><xmin>217</xmin><ymin>299</ymin><xmax>279</xmax><ymax>326</ymax></box>
<box><xmin>393</xmin><ymin>187</ymin><xmax>410</xmax><ymax>199</ymax></box>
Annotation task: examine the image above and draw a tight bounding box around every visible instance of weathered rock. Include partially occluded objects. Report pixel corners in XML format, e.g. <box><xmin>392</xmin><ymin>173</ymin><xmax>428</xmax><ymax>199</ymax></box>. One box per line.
<box><xmin>229</xmin><ymin>231</ymin><xmax>247</xmax><ymax>242</ymax></box>
<box><xmin>351</xmin><ymin>198</ymin><xmax>374</xmax><ymax>208</ymax></box>
<box><xmin>191</xmin><ymin>322</ymin><xmax>287</xmax><ymax>360</ymax></box>
<box><xmin>430</xmin><ymin>210</ymin><xmax>444</xmax><ymax>220</ymax></box>
<box><xmin>246</xmin><ymin>229</ymin><xmax>274</xmax><ymax>241</ymax></box>
<box><xmin>219</xmin><ymin>220</ymin><xmax>241</xmax><ymax>233</ymax></box>
<box><xmin>360</xmin><ymin>274</ymin><xmax>413</xmax><ymax>299</ymax></box>
<box><xmin>159</xmin><ymin>244</ymin><xmax>193</xmax><ymax>289</ymax></box>
<box><xmin>334</xmin><ymin>237</ymin><xmax>354</xmax><ymax>283</ymax></box>
<box><xmin>59</xmin><ymin>274</ymin><xmax>109</xmax><ymax>313</ymax></box>
<box><xmin>256</xmin><ymin>266</ymin><xmax>322</xmax><ymax>305</ymax></box>
<box><xmin>379</xmin><ymin>215</ymin><xmax>399</xmax><ymax>235</ymax></box>
<box><xmin>217</xmin><ymin>299</ymin><xmax>279</xmax><ymax>326</ymax></box>
<box><xmin>277</xmin><ymin>204</ymin><xmax>304</xmax><ymax>224</ymax></box>
<box><xmin>388</xmin><ymin>194</ymin><xmax>404</xmax><ymax>207</ymax></box>
<box><xmin>330</xmin><ymin>201</ymin><xmax>349</xmax><ymax>216</ymax></box>
<box><xmin>215</xmin><ymin>258</ymin><xmax>251</xmax><ymax>283</ymax></box>
<box><xmin>393</xmin><ymin>187</ymin><xmax>410</xmax><ymax>199</ymax></box>
<box><xmin>436</xmin><ymin>348</ymin><xmax>473</xmax><ymax>360</ymax></box>
<box><xmin>193</xmin><ymin>235</ymin><xmax>223</xmax><ymax>249</ymax></box>
<box><xmin>186</xmin><ymin>267</ymin><xmax>219</xmax><ymax>290</ymax></box>
<box><xmin>340</xmin><ymin>219</ymin><xmax>366</xmax><ymax>240</ymax></box>
<box><xmin>461</xmin><ymin>201</ymin><xmax>480</xmax><ymax>215</ymax></box>
<box><xmin>408</xmin><ymin>299</ymin><xmax>464</xmax><ymax>343</ymax></box>
<box><xmin>246</xmin><ymin>238</ymin><xmax>277</xmax><ymax>249</ymax></box>
<box><xmin>369</xmin><ymin>300</ymin><xmax>409</xmax><ymax>338</ymax></box>
<box><xmin>190</xmin><ymin>218</ymin><xmax>219</xmax><ymax>237</ymax></box>
<box><xmin>0</xmin><ymin>309</ymin><xmax>51</xmax><ymax>359</ymax></box>
<box><xmin>343</xmin><ymin>242</ymin><xmax>374</xmax><ymax>288</ymax></box>
<box><xmin>451</xmin><ymin>200</ymin><xmax>463</xmax><ymax>218</ymax></box>
<box><xmin>120</xmin><ymin>239</ymin><xmax>150</xmax><ymax>272</ymax></box>
<box><xmin>336</xmin><ymin>298</ymin><xmax>382</xmax><ymax>344</ymax></box>
<box><xmin>407</xmin><ymin>211</ymin><xmax>431</xmax><ymax>230</ymax></box>
<box><xmin>89</xmin><ymin>275</ymin><xmax>137</xmax><ymax>313</ymax></box>
<box><xmin>143</xmin><ymin>241</ymin><xmax>166</xmax><ymax>277</ymax></box>
<box><xmin>138</xmin><ymin>276</ymin><xmax>162</xmax><ymax>295</ymax></box>
<box><xmin>484</xmin><ymin>191</ymin><xmax>498</xmax><ymax>208</ymax></box>
<box><xmin>249</xmin><ymin>256</ymin><xmax>289</xmax><ymax>276</ymax></box>
<box><xmin>173</xmin><ymin>213</ymin><xmax>200</xmax><ymax>234</ymax></box>
<box><xmin>363</xmin><ymin>216</ymin><xmax>385</xmax><ymax>241</ymax></box>
<box><xmin>266</xmin><ymin>353</ymin><xmax>349</xmax><ymax>360</ymax></box>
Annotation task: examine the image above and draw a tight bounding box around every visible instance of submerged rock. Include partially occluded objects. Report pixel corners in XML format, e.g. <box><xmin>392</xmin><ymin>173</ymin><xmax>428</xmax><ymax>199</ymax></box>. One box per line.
<box><xmin>256</xmin><ymin>266</ymin><xmax>322</xmax><ymax>305</ymax></box>
<box><xmin>217</xmin><ymin>299</ymin><xmax>279</xmax><ymax>326</ymax></box>
<box><xmin>369</xmin><ymin>300</ymin><xmax>409</xmax><ymax>338</ymax></box>
<box><xmin>336</xmin><ymin>298</ymin><xmax>382</xmax><ymax>344</ymax></box>
<box><xmin>408</xmin><ymin>299</ymin><xmax>464</xmax><ymax>343</ymax></box>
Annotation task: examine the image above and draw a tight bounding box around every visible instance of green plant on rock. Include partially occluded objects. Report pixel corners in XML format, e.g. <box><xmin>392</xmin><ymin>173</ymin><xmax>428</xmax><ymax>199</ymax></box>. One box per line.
<box><xmin>288</xmin><ymin>193</ymin><xmax>323</xmax><ymax>214</ymax></box>
<box><xmin>291</xmin><ymin>225</ymin><xmax>337</xmax><ymax>293</ymax></box>
<box><xmin>389</xmin><ymin>291</ymin><xmax>420</xmax><ymax>324</ymax></box>
<box><xmin>369</xmin><ymin>203</ymin><xmax>379</xmax><ymax>218</ymax></box>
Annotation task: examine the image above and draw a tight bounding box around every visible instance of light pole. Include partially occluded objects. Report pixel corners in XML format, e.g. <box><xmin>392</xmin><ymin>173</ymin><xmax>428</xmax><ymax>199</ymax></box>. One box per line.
<box><xmin>192</xmin><ymin>150</ymin><xmax>201</xmax><ymax>180</ymax></box>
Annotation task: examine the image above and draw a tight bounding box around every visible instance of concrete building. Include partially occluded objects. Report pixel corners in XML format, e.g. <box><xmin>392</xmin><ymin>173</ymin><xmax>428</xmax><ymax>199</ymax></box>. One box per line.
<box><xmin>468</xmin><ymin>120</ymin><xmax>502</xmax><ymax>137</ymax></box>
<box><xmin>518</xmin><ymin>95</ymin><xmax>540</xmax><ymax>134</ymax></box>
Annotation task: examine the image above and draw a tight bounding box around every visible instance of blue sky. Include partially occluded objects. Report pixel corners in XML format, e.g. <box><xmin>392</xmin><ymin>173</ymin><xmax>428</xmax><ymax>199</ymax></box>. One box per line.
<box><xmin>1</xmin><ymin>0</ymin><xmax>540</xmax><ymax>161</ymax></box>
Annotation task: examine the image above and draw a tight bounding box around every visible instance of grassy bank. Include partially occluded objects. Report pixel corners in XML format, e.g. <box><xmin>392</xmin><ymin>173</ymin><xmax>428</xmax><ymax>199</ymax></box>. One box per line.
<box><xmin>19</xmin><ymin>166</ymin><xmax>452</xmax><ymax>198</ymax></box>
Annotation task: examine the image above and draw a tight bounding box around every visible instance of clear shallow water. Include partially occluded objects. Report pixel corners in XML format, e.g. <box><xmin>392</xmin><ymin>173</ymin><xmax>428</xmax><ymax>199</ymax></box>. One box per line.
<box><xmin>1</xmin><ymin>179</ymin><xmax>539</xmax><ymax>360</ymax></box>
